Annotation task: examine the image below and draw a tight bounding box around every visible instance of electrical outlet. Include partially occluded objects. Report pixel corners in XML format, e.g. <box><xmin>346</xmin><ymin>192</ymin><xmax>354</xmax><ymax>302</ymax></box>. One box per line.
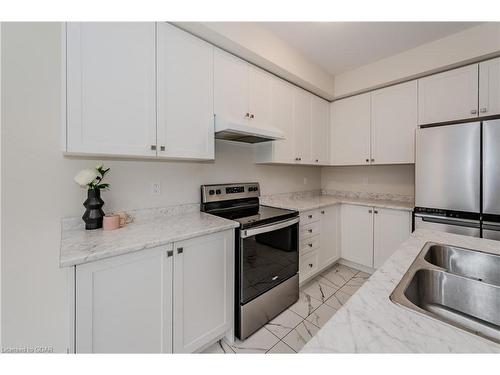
<box><xmin>152</xmin><ymin>182</ymin><xmax>161</xmax><ymax>195</ymax></box>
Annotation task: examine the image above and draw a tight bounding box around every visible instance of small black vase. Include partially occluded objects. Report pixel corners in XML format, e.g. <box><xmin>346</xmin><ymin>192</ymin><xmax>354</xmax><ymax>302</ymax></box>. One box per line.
<box><xmin>82</xmin><ymin>188</ymin><xmax>105</xmax><ymax>230</ymax></box>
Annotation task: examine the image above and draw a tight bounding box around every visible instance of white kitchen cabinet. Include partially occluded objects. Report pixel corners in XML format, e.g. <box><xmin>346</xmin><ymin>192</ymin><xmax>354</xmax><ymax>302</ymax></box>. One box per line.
<box><xmin>311</xmin><ymin>96</ymin><xmax>330</xmax><ymax>165</ymax></box>
<box><xmin>293</xmin><ymin>89</ymin><xmax>313</xmax><ymax>164</ymax></box>
<box><xmin>371</xmin><ymin>81</ymin><xmax>417</xmax><ymax>164</ymax></box>
<box><xmin>299</xmin><ymin>250</ymin><xmax>319</xmax><ymax>283</ymax></box>
<box><xmin>214</xmin><ymin>49</ymin><xmax>250</xmax><ymax>128</ymax></box>
<box><xmin>248</xmin><ymin>66</ymin><xmax>273</xmax><ymax>129</ymax></box>
<box><xmin>173</xmin><ymin>231</ymin><xmax>233</xmax><ymax>353</ymax></box>
<box><xmin>341</xmin><ymin>204</ymin><xmax>374</xmax><ymax>268</ymax></box>
<box><xmin>373</xmin><ymin>208</ymin><xmax>411</xmax><ymax>269</ymax></box>
<box><xmin>156</xmin><ymin>23</ymin><xmax>214</xmax><ymax>160</ymax></box>
<box><xmin>319</xmin><ymin>205</ymin><xmax>340</xmax><ymax>267</ymax></box>
<box><xmin>479</xmin><ymin>57</ymin><xmax>500</xmax><ymax>117</ymax></box>
<box><xmin>76</xmin><ymin>246</ymin><xmax>173</xmax><ymax>353</ymax></box>
<box><xmin>66</xmin><ymin>22</ymin><xmax>156</xmax><ymax>156</ymax></box>
<box><xmin>75</xmin><ymin>230</ymin><xmax>234</xmax><ymax>353</ymax></box>
<box><xmin>331</xmin><ymin>93</ymin><xmax>371</xmax><ymax>165</ymax></box>
<box><xmin>418</xmin><ymin>64</ymin><xmax>479</xmax><ymax>125</ymax></box>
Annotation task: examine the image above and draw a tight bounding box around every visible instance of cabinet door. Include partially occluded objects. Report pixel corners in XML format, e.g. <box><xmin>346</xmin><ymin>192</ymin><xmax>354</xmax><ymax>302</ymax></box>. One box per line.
<box><xmin>173</xmin><ymin>230</ymin><xmax>234</xmax><ymax>353</ymax></box>
<box><xmin>341</xmin><ymin>204</ymin><xmax>373</xmax><ymax>268</ymax></box>
<box><xmin>311</xmin><ymin>96</ymin><xmax>330</xmax><ymax>165</ymax></box>
<box><xmin>76</xmin><ymin>246</ymin><xmax>173</xmax><ymax>353</ymax></box>
<box><xmin>66</xmin><ymin>22</ymin><xmax>156</xmax><ymax>156</ymax></box>
<box><xmin>479</xmin><ymin>57</ymin><xmax>500</xmax><ymax>117</ymax></box>
<box><xmin>418</xmin><ymin>64</ymin><xmax>479</xmax><ymax>125</ymax></box>
<box><xmin>214</xmin><ymin>49</ymin><xmax>249</xmax><ymax>127</ymax></box>
<box><xmin>331</xmin><ymin>93</ymin><xmax>371</xmax><ymax>165</ymax></box>
<box><xmin>293</xmin><ymin>89</ymin><xmax>312</xmax><ymax>164</ymax></box>
<box><xmin>319</xmin><ymin>205</ymin><xmax>340</xmax><ymax>268</ymax></box>
<box><xmin>156</xmin><ymin>23</ymin><xmax>214</xmax><ymax>160</ymax></box>
<box><xmin>248</xmin><ymin>66</ymin><xmax>273</xmax><ymax>129</ymax></box>
<box><xmin>373</xmin><ymin>209</ymin><xmax>410</xmax><ymax>269</ymax></box>
<box><xmin>371</xmin><ymin>81</ymin><xmax>417</xmax><ymax>164</ymax></box>
<box><xmin>269</xmin><ymin>78</ymin><xmax>295</xmax><ymax>163</ymax></box>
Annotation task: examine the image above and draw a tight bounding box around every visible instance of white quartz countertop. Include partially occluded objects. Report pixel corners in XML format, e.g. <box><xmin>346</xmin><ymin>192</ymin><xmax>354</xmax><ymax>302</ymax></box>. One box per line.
<box><xmin>60</xmin><ymin>208</ymin><xmax>239</xmax><ymax>267</ymax></box>
<box><xmin>260</xmin><ymin>194</ymin><xmax>414</xmax><ymax>212</ymax></box>
<box><xmin>301</xmin><ymin>229</ymin><xmax>500</xmax><ymax>353</ymax></box>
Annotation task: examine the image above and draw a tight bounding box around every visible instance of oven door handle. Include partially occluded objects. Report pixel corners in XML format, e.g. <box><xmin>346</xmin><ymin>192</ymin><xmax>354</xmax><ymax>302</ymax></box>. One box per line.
<box><xmin>240</xmin><ymin>217</ymin><xmax>299</xmax><ymax>238</ymax></box>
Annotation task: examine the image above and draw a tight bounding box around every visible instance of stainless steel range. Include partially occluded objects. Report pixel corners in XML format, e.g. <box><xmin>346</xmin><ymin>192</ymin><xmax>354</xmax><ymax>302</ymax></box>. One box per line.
<box><xmin>201</xmin><ymin>182</ymin><xmax>299</xmax><ymax>339</ymax></box>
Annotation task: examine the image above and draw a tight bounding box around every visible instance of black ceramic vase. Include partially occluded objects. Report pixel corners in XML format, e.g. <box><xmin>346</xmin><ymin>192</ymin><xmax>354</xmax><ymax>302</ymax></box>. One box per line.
<box><xmin>82</xmin><ymin>188</ymin><xmax>105</xmax><ymax>230</ymax></box>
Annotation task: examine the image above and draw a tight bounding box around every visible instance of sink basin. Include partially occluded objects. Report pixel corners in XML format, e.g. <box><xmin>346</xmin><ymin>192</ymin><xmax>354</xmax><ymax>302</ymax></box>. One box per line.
<box><xmin>424</xmin><ymin>244</ymin><xmax>500</xmax><ymax>286</ymax></box>
<box><xmin>390</xmin><ymin>242</ymin><xmax>500</xmax><ymax>344</ymax></box>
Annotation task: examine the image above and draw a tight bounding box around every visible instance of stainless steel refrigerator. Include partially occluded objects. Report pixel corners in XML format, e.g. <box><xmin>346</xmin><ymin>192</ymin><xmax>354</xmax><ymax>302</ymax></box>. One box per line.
<box><xmin>415</xmin><ymin>119</ymin><xmax>500</xmax><ymax>239</ymax></box>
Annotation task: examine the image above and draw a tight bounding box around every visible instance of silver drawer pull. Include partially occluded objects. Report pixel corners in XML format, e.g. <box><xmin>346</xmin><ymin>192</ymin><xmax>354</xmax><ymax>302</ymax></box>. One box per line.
<box><xmin>308</xmin><ymin>243</ymin><xmax>313</xmax><ymax>247</ymax></box>
<box><xmin>308</xmin><ymin>215</ymin><xmax>313</xmax><ymax>219</ymax></box>
<box><xmin>309</xmin><ymin>263</ymin><xmax>313</xmax><ymax>268</ymax></box>
<box><xmin>167</xmin><ymin>250</ymin><xmax>173</xmax><ymax>258</ymax></box>
<box><xmin>308</xmin><ymin>229</ymin><xmax>312</xmax><ymax>233</ymax></box>
<box><xmin>177</xmin><ymin>247</ymin><xmax>183</xmax><ymax>254</ymax></box>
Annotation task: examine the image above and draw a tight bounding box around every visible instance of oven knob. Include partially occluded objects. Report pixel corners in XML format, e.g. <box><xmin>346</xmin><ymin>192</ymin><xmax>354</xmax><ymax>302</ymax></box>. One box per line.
<box><xmin>208</xmin><ymin>189</ymin><xmax>215</xmax><ymax>195</ymax></box>
<box><xmin>216</xmin><ymin>189</ymin><xmax>221</xmax><ymax>195</ymax></box>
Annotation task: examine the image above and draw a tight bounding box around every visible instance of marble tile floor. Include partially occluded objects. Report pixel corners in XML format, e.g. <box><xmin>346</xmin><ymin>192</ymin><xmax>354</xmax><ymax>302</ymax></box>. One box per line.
<box><xmin>202</xmin><ymin>263</ymin><xmax>370</xmax><ymax>354</ymax></box>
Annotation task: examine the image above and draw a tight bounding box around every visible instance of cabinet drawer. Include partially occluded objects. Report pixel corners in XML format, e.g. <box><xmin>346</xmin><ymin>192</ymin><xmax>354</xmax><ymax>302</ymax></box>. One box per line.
<box><xmin>300</xmin><ymin>235</ymin><xmax>320</xmax><ymax>254</ymax></box>
<box><xmin>299</xmin><ymin>250</ymin><xmax>319</xmax><ymax>283</ymax></box>
<box><xmin>300</xmin><ymin>210</ymin><xmax>320</xmax><ymax>225</ymax></box>
<box><xmin>300</xmin><ymin>221</ymin><xmax>321</xmax><ymax>239</ymax></box>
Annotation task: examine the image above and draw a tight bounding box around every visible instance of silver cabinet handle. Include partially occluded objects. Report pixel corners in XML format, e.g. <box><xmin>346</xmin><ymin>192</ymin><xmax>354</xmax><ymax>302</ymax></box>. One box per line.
<box><xmin>177</xmin><ymin>247</ymin><xmax>183</xmax><ymax>254</ymax></box>
<box><xmin>321</xmin><ymin>210</ymin><xmax>325</xmax><ymax>214</ymax></box>
<box><xmin>308</xmin><ymin>263</ymin><xmax>313</xmax><ymax>268</ymax></box>
<box><xmin>368</xmin><ymin>210</ymin><xmax>372</xmax><ymax>213</ymax></box>
<box><xmin>371</xmin><ymin>158</ymin><xmax>375</xmax><ymax>162</ymax></box>
<box><xmin>308</xmin><ymin>214</ymin><xmax>313</xmax><ymax>219</ymax></box>
<box><xmin>308</xmin><ymin>243</ymin><xmax>313</xmax><ymax>247</ymax></box>
<box><xmin>365</xmin><ymin>158</ymin><xmax>369</xmax><ymax>163</ymax></box>
<box><xmin>151</xmin><ymin>145</ymin><xmax>157</xmax><ymax>151</ymax></box>
<box><xmin>160</xmin><ymin>145</ymin><xmax>165</xmax><ymax>151</ymax></box>
<box><xmin>250</xmin><ymin>114</ymin><xmax>255</xmax><ymax>119</ymax></box>
<box><xmin>308</xmin><ymin>229</ymin><xmax>312</xmax><ymax>233</ymax></box>
<box><xmin>167</xmin><ymin>250</ymin><xmax>173</xmax><ymax>258</ymax></box>
<box><xmin>295</xmin><ymin>157</ymin><xmax>300</xmax><ymax>161</ymax></box>
<box><xmin>471</xmin><ymin>109</ymin><xmax>477</xmax><ymax>114</ymax></box>
<box><xmin>245</xmin><ymin>113</ymin><xmax>250</xmax><ymax>118</ymax></box>
<box><xmin>480</xmin><ymin>107</ymin><xmax>488</xmax><ymax>113</ymax></box>
<box><xmin>315</xmin><ymin>159</ymin><xmax>319</xmax><ymax>162</ymax></box>
<box><xmin>374</xmin><ymin>210</ymin><xmax>378</xmax><ymax>214</ymax></box>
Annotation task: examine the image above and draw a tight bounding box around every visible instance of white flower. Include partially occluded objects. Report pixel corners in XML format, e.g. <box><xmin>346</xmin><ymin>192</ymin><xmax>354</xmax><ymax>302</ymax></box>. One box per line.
<box><xmin>74</xmin><ymin>168</ymin><xmax>99</xmax><ymax>187</ymax></box>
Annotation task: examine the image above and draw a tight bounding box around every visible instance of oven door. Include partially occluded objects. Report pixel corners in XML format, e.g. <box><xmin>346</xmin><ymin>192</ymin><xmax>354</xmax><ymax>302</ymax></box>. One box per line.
<box><xmin>239</xmin><ymin>217</ymin><xmax>299</xmax><ymax>304</ymax></box>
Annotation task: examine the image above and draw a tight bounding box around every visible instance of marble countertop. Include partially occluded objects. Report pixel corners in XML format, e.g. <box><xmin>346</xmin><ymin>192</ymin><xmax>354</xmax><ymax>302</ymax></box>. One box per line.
<box><xmin>60</xmin><ymin>206</ymin><xmax>239</xmax><ymax>267</ymax></box>
<box><xmin>301</xmin><ymin>229</ymin><xmax>500</xmax><ymax>353</ymax></box>
<box><xmin>260</xmin><ymin>192</ymin><xmax>414</xmax><ymax>212</ymax></box>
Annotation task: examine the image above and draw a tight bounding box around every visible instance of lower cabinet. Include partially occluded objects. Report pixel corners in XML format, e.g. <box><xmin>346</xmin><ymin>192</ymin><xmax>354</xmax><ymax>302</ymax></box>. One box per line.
<box><xmin>75</xmin><ymin>229</ymin><xmax>234</xmax><ymax>353</ymax></box>
<box><xmin>341</xmin><ymin>204</ymin><xmax>410</xmax><ymax>269</ymax></box>
<box><xmin>298</xmin><ymin>206</ymin><xmax>340</xmax><ymax>283</ymax></box>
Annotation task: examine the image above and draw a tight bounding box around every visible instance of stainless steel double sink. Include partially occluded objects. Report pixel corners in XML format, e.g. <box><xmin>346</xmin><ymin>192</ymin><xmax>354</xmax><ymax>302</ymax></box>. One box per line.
<box><xmin>390</xmin><ymin>242</ymin><xmax>500</xmax><ymax>344</ymax></box>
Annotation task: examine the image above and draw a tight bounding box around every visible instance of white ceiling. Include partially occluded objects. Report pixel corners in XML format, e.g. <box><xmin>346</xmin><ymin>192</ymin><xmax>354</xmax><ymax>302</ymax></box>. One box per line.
<box><xmin>261</xmin><ymin>22</ymin><xmax>483</xmax><ymax>75</ymax></box>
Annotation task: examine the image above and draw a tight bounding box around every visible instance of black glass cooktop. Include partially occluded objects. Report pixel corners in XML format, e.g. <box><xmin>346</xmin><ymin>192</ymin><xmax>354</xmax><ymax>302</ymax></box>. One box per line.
<box><xmin>214</xmin><ymin>205</ymin><xmax>298</xmax><ymax>229</ymax></box>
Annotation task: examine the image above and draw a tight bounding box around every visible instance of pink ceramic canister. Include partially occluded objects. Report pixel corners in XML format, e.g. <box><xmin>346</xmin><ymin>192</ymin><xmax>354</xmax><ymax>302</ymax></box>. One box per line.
<box><xmin>103</xmin><ymin>214</ymin><xmax>120</xmax><ymax>231</ymax></box>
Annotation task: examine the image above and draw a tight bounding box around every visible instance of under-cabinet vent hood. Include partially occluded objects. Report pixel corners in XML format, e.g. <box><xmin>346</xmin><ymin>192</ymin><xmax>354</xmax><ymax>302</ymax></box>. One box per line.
<box><xmin>215</xmin><ymin>118</ymin><xmax>285</xmax><ymax>144</ymax></box>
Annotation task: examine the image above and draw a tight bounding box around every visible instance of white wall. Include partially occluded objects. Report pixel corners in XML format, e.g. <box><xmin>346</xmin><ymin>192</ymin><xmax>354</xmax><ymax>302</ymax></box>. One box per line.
<box><xmin>321</xmin><ymin>165</ymin><xmax>415</xmax><ymax>197</ymax></box>
<box><xmin>0</xmin><ymin>23</ymin><xmax>321</xmax><ymax>352</ymax></box>
<box><xmin>176</xmin><ymin>22</ymin><xmax>335</xmax><ymax>99</ymax></box>
<box><xmin>334</xmin><ymin>23</ymin><xmax>500</xmax><ymax>97</ymax></box>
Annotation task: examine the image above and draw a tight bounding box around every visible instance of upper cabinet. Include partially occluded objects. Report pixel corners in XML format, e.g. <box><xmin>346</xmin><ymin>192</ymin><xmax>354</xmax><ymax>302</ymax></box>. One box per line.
<box><xmin>331</xmin><ymin>93</ymin><xmax>371</xmax><ymax>165</ymax></box>
<box><xmin>418</xmin><ymin>64</ymin><xmax>479</xmax><ymax>125</ymax></box>
<box><xmin>66</xmin><ymin>23</ymin><xmax>214</xmax><ymax>160</ymax></box>
<box><xmin>311</xmin><ymin>96</ymin><xmax>330</xmax><ymax>165</ymax></box>
<box><xmin>479</xmin><ymin>57</ymin><xmax>500</xmax><ymax>117</ymax></box>
<box><xmin>248</xmin><ymin>66</ymin><xmax>273</xmax><ymax>129</ymax></box>
<box><xmin>213</xmin><ymin>49</ymin><xmax>250</xmax><ymax>127</ymax></box>
<box><xmin>66</xmin><ymin>22</ymin><xmax>157</xmax><ymax>157</ymax></box>
<box><xmin>157</xmin><ymin>23</ymin><xmax>214</xmax><ymax>160</ymax></box>
<box><xmin>371</xmin><ymin>81</ymin><xmax>417</xmax><ymax>164</ymax></box>
<box><xmin>293</xmin><ymin>88</ymin><xmax>313</xmax><ymax>164</ymax></box>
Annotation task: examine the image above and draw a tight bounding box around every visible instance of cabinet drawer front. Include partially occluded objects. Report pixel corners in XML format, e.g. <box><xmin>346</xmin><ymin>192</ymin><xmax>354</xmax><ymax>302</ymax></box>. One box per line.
<box><xmin>299</xmin><ymin>250</ymin><xmax>319</xmax><ymax>283</ymax></box>
<box><xmin>300</xmin><ymin>210</ymin><xmax>320</xmax><ymax>225</ymax></box>
<box><xmin>300</xmin><ymin>236</ymin><xmax>320</xmax><ymax>254</ymax></box>
<box><xmin>300</xmin><ymin>222</ymin><xmax>321</xmax><ymax>239</ymax></box>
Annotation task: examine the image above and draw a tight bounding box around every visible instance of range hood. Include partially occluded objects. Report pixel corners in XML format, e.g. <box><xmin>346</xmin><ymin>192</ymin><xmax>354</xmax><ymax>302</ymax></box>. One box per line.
<box><xmin>214</xmin><ymin>118</ymin><xmax>285</xmax><ymax>144</ymax></box>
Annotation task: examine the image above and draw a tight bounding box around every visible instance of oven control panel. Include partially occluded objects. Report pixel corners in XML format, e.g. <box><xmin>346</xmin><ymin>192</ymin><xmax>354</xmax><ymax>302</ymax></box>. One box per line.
<box><xmin>201</xmin><ymin>183</ymin><xmax>260</xmax><ymax>203</ymax></box>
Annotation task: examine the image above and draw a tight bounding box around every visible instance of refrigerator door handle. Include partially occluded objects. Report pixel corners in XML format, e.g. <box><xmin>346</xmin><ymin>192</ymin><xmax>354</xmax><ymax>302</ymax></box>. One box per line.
<box><xmin>416</xmin><ymin>214</ymin><xmax>480</xmax><ymax>227</ymax></box>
